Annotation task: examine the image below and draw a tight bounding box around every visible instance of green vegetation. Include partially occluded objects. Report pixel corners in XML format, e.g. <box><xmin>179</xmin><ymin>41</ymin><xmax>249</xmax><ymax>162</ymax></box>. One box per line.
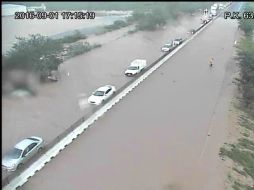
<box><xmin>220</xmin><ymin>19</ymin><xmax>254</xmax><ymax>186</ymax></box>
<box><xmin>7</xmin><ymin>2</ymin><xmax>213</xmax><ymax>31</ymax></box>
<box><xmin>233</xmin><ymin>181</ymin><xmax>254</xmax><ymax>190</ymax></box>
<box><xmin>65</xmin><ymin>42</ymin><xmax>101</xmax><ymax>59</ymax></box>
<box><xmin>232</xmin><ymin>167</ymin><xmax>248</xmax><ymax>177</ymax></box>
<box><xmin>3</xmin><ymin>33</ymin><xmax>101</xmax><ymax>81</ymax></box>
<box><xmin>104</xmin><ymin>20</ymin><xmax>129</xmax><ymax>32</ymax></box>
<box><xmin>238</xmin><ymin>116</ymin><xmax>254</xmax><ymax>130</ymax></box>
<box><xmin>222</xmin><ymin>16</ymin><xmax>254</xmax><ymax>182</ymax></box>
<box><xmin>238</xmin><ymin>3</ymin><xmax>254</xmax><ymax>35</ymax></box>
<box><xmin>128</xmin><ymin>28</ymin><xmax>138</xmax><ymax>34</ymax></box>
<box><xmin>57</xmin><ymin>30</ymin><xmax>87</xmax><ymax>44</ymax></box>
<box><xmin>130</xmin><ymin>2</ymin><xmax>213</xmax><ymax>31</ymax></box>
<box><xmin>220</xmin><ymin>142</ymin><xmax>254</xmax><ymax>179</ymax></box>
<box><xmin>238</xmin><ymin>138</ymin><xmax>254</xmax><ymax>150</ymax></box>
<box><xmin>236</xmin><ymin>3</ymin><xmax>254</xmax><ymax>116</ymax></box>
<box><xmin>220</xmin><ymin>111</ymin><xmax>254</xmax><ymax>189</ymax></box>
<box><xmin>95</xmin><ymin>20</ymin><xmax>130</xmax><ymax>35</ymax></box>
<box><xmin>3</xmin><ymin>34</ymin><xmax>63</xmax><ymax>79</ymax></box>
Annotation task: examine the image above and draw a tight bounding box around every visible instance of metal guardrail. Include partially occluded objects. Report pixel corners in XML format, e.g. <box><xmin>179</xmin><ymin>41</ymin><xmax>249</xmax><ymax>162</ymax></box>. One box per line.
<box><xmin>2</xmin><ymin>4</ymin><xmax>231</xmax><ymax>189</ymax></box>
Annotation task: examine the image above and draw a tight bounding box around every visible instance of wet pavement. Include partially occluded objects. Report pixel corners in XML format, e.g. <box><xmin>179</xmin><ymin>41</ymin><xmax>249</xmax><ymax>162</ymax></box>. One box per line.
<box><xmin>18</xmin><ymin>11</ymin><xmax>239</xmax><ymax>190</ymax></box>
<box><xmin>2</xmin><ymin>13</ymin><xmax>202</xmax><ymax>156</ymax></box>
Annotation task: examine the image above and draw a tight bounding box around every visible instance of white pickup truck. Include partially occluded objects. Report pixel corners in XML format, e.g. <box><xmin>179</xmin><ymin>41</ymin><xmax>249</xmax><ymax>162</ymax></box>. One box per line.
<box><xmin>125</xmin><ymin>59</ymin><xmax>147</xmax><ymax>76</ymax></box>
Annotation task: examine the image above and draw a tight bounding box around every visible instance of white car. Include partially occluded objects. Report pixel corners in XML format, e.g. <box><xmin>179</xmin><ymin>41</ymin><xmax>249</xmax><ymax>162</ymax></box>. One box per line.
<box><xmin>2</xmin><ymin>136</ymin><xmax>44</xmax><ymax>171</ymax></box>
<box><xmin>219</xmin><ymin>3</ymin><xmax>224</xmax><ymax>9</ymax></box>
<box><xmin>88</xmin><ymin>85</ymin><xmax>116</xmax><ymax>105</ymax></box>
<box><xmin>125</xmin><ymin>59</ymin><xmax>147</xmax><ymax>76</ymax></box>
<box><xmin>161</xmin><ymin>43</ymin><xmax>174</xmax><ymax>52</ymax></box>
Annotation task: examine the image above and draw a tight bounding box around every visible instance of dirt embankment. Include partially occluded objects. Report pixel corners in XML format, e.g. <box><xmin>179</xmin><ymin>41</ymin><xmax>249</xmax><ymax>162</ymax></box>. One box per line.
<box><xmin>220</xmin><ymin>93</ymin><xmax>254</xmax><ymax>190</ymax></box>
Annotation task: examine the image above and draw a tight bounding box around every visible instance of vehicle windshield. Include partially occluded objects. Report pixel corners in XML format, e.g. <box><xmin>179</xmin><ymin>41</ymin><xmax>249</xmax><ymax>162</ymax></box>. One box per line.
<box><xmin>93</xmin><ymin>90</ymin><xmax>105</xmax><ymax>96</ymax></box>
<box><xmin>164</xmin><ymin>44</ymin><xmax>172</xmax><ymax>48</ymax></box>
<box><xmin>6</xmin><ymin>148</ymin><xmax>22</xmax><ymax>159</ymax></box>
<box><xmin>128</xmin><ymin>66</ymin><xmax>139</xmax><ymax>70</ymax></box>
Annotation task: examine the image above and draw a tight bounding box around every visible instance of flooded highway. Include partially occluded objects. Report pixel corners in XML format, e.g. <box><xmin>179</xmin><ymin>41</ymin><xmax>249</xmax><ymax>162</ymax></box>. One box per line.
<box><xmin>2</xmin><ymin>13</ymin><xmax>202</xmax><ymax>157</ymax></box>
<box><xmin>2</xmin><ymin>13</ymin><xmax>128</xmax><ymax>54</ymax></box>
<box><xmin>18</xmin><ymin>12</ymin><xmax>239</xmax><ymax>190</ymax></box>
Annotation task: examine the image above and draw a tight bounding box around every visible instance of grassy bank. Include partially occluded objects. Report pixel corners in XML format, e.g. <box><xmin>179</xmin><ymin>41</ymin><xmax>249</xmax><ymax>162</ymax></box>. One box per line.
<box><xmin>219</xmin><ymin>106</ymin><xmax>254</xmax><ymax>190</ymax></box>
<box><xmin>219</xmin><ymin>3</ymin><xmax>254</xmax><ymax>189</ymax></box>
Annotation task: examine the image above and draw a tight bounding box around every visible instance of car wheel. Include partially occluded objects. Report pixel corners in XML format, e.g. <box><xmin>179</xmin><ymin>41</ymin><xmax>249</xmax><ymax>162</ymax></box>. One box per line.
<box><xmin>17</xmin><ymin>163</ymin><xmax>24</xmax><ymax>170</ymax></box>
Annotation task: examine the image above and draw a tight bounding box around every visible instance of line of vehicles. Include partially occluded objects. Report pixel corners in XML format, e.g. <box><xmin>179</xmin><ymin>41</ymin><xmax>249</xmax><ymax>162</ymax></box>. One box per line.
<box><xmin>211</xmin><ymin>3</ymin><xmax>226</xmax><ymax>17</ymax></box>
<box><xmin>84</xmin><ymin>2</ymin><xmax>229</xmax><ymax>107</ymax></box>
<box><xmin>161</xmin><ymin>38</ymin><xmax>184</xmax><ymax>52</ymax></box>
<box><xmin>88</xmin><ymin>37</ymin><xmax>185</xmax><ymax>106</ymax></box>
<box><xmin>88</xmin><ymin>59</ymin><xmax>147</xmax><ymax>105</ymax></box>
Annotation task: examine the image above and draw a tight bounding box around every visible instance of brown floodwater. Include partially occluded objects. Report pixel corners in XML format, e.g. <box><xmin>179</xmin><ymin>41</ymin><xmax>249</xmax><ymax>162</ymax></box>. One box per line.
<box><xmin>19</xmin><ymin>16</ymin><xmax>239</xmax><ymax>190</ymax></box>
<box><xmin>2</xmin><ymin>13</ymin><xmax>203</xmax><ymax>156</ymax></box>
<box><xmin>2</xmin><ymin>13</ymin><xmax>129</xmax><ymax>54</ymax></box>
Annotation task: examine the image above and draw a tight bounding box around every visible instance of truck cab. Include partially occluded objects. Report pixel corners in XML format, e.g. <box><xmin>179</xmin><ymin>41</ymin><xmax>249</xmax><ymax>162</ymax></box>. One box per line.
<box><xmin>125</xmin><ymin>59</ymin><xmax>147</xmax><ymax>76</ymax></box>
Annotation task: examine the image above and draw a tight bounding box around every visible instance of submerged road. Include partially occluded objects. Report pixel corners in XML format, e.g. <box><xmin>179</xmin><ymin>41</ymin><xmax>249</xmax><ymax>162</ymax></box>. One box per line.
<box><xmin>2</xmin><ymin>13</ymin><xmax>202</xmax><ymax>155</ymax></box>
<box><xmin>2</xmin><ymin>11</ymin><xmax>202</xmax><ymax>181</ymax></box>
<box><xmin>20</xmin><ymin>5</ymin><xmax>240</xmax><ymax>190</ymax></box>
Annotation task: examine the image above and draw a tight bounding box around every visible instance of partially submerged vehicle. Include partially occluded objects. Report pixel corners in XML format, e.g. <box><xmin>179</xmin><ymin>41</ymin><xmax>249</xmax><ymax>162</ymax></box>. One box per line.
<box><xmin>125</xmin><ymin>59</ymin><xmax>147</xmax><ymax>76</ymax></box>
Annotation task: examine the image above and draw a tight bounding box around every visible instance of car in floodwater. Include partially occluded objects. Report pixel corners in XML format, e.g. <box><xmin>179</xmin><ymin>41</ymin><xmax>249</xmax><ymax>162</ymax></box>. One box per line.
<box><xmin>161</xmin><ymin>43</ymin><xmax>174</xmax><ymax>52</ymax></box>
<box><xmin>188</xmin><ymin>29</ymin><xmax>196</xmax><ymax>35</ymax></box>
<box><xmin>173</xmin><ymin>38</ymin><xmax>184</xmax><ymax>46</ymax></box>
<box><xmin>125</xmin><ymin>59</ymin><xmax>147</xmax><ymax>76</ymax></box>
<box><xmin>88</xmin><ymin>85</ymin><xmax>116</xmax><ymax>105</ymax></box>
<box><xmin>2</xmin><ymin>136</ymin><xmax>44</xmax><ymax>171</ymax></box>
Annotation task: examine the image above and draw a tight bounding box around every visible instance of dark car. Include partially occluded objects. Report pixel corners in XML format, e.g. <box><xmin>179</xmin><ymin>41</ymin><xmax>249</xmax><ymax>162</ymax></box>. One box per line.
<box><xmin>189</xmin><ymin>29</ymin><xmax>196</xmax><ymax>34</ymax></box>
<box><xmin>173</xmin><ymin>38</ymin><xmax>183</xmax><ymax>46</ymax></box>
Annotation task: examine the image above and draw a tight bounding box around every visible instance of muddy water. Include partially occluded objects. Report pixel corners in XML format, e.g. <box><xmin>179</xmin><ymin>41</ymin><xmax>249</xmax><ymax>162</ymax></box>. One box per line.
<box><xmin>2</xmin><ymin>13</ymin><xmax>201</xmax><ymax>180</ymax></box>
<box><xmin>2</xmin><ymin>13</ymin><xmax>203</xmax><ymax>157</ymax></box>
<box><xmin>19</xmin><ymin>16</ymin><xmax>239</xmax><ymax>190</ymax></box>
<box><xmin>2</xmin><ymin>14</ymin><xmax>128</xmax><ymax>54</ymax></box>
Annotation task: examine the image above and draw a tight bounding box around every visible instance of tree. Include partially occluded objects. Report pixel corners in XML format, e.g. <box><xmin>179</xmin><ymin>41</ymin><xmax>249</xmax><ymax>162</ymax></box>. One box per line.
<box><xmin>3</xmin><ymin>34</ymin><xmax>63</xmax><ymax>79</ymax></box>
<box><xmin>236</xmin><ymin>35</ymin><xmax>254</xmax><ymax>111</ymax></box>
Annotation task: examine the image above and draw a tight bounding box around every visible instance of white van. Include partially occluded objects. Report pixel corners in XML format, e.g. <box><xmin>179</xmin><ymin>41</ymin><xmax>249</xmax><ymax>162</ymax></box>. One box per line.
<box><xmin>125</xmin><ymin>59</ymin><xmax>147</xmax><ymax>76</ymax></box>
<box><xmin>211</xmin><ymin>6</ymin><xmax>217</xmax><ymax>16</ymax></box>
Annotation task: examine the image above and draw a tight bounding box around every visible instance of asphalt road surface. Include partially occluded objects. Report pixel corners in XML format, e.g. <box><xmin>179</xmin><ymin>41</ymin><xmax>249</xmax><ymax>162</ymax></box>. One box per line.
<box><xmin>19</xmin><ymin>7</ymin><xmax>240</xmax><ymax>190</ymax></box>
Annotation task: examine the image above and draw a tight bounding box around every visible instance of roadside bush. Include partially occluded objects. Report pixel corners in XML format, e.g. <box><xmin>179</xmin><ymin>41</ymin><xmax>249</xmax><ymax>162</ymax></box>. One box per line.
<box><xmin>104</xmin><ymin>20</ymin><xmax>129</xmax><ymax>32</ymax></box>
<box><xmin>58</xmin><ymin>30</ymin><xmax>87</xmax><ymax>44</ymax></box>
<box><xmin>132</xmin><ymin>2</ymin><xmax>213</xmax><ymax>31</ymax></box>
<box><xmin>236</xmin><ymin>34</ymin><xmax>254</xmax><ymax>116</ymax></box>
<box><xmin>238</xmin><ymin>3</ymin><xmax>254</xmax><ymax>35</ymax></box>
<box><xmin>3</xmin><ymin>34</ymin><xmax>63</xmax><ymax>79</ymax></box>
<box><xmin>66</xmin><ymin>42</ymin><xmax>101</xmax><ymax>58</ymax></box>
<box><xmin>220</xmin><ymin>144</ymin><xmax>254</xmax><ymax>179</ymax></box>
